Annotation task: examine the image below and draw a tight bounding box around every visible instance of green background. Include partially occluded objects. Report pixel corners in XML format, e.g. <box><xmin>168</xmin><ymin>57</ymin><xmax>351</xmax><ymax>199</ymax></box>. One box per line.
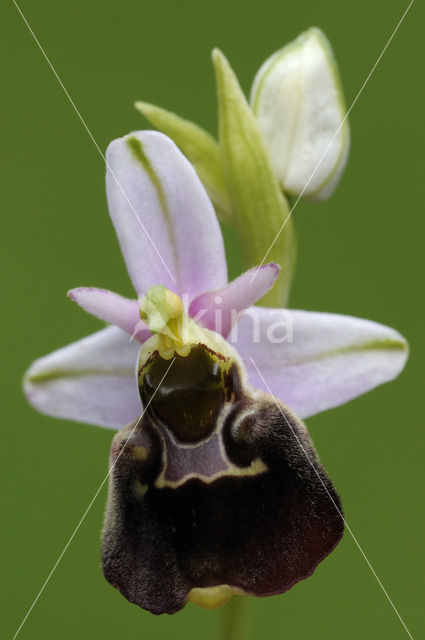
<box><xmin>2</xmin><ymin>0</ymin><xmax>423</xmax><ymax>638</ymax></box>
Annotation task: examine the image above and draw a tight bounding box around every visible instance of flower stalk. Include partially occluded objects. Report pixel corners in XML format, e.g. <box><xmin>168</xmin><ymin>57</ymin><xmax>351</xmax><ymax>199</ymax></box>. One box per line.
<box><xmin>220</xmin><ymin>596</ymin><xmax>251</xmax><ymax>640</ymax></box>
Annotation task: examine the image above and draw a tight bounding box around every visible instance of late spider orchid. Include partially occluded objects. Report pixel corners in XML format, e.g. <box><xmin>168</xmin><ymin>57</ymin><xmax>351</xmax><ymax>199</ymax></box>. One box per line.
<box><xmin>24</xmin><ymin>131</ymin><xmax>407</xmax><ymax>615</ymax></box>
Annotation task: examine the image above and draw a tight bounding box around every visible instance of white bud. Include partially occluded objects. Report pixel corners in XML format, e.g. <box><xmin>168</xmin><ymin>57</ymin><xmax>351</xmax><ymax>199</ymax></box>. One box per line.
<box><xmin>250</xmin><ymin>28</ymin><xmax>350</xmax><ymax>201</ymax></box>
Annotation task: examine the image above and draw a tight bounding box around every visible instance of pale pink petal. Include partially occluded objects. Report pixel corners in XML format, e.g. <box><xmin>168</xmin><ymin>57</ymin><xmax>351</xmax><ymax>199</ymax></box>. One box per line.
<box><xmin>189</xmin><ymin>263</ymin><xmax>280</xmax><ymax>337</ymax></box>
<box><xmin>230</xmin><ymin>307</ymin><xmax>408</xmax><ymax>419</ymax></box>
<box><xmin>68</xmin><ymin>287</ymin><xmax>150</xmax><ymax>343</ymax></box>
<box><xmin>24</xmin><ymin>327</ymin><xmax>141</xmax><ymax>429</ymax></box>
<box><xmin>106</xmin><ymin>131</ymin><xmax>227</xmax><ymax>299</ymax></box>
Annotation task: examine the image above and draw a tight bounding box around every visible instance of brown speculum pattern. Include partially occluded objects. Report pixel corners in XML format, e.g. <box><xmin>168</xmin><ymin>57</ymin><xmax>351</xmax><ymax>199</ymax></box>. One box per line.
<box><xmin>102</xmin><ymin>344</ymin><xmax>344</xmax><ymax>615</ymax></box>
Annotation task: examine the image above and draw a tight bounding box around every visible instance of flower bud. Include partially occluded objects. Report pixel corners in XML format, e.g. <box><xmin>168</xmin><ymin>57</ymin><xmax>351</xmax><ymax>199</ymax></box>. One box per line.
<box><xmin>250</xmin><ymin>28</ymin><xmax>350</xmax><ymax>201</ymax></box>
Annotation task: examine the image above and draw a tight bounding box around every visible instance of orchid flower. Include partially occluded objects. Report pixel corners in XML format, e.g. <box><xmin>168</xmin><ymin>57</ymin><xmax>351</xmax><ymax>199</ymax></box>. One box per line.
<box><xmin>24</xmin><ymin>131</ymin><xmax>407</xmax><ymax>615</ymax></box>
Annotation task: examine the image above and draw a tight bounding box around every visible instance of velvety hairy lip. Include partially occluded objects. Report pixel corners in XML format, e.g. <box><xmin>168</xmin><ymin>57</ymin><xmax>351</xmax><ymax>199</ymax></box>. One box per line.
<box><xmin>102</xmin><ymin>360</ymin><xmax>344</xmax><ymax>615</ymax></box>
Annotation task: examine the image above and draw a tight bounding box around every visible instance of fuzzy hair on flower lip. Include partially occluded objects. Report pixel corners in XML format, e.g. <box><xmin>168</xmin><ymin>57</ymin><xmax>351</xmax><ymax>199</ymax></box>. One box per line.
<box><xmin>103</xmin><ymin>339</ymin><xmax>344</xmax><ymax>614</ymax></box>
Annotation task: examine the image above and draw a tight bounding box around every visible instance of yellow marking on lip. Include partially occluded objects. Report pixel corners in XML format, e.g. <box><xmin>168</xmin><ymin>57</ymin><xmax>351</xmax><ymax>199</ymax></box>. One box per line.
<box><xmin>132</xmin><ymin>445</ymin><xmax>148</xmax><ymax>461</ymax></box>
<box><xmin>188</xmin><ymin>585</ymin><xmax>235</xmax><ymax>610</ymax></box>
<box><xmin>155</xmin><ymin>456</ymin><xmax>267</xmax><ymax>489</ymax></box>
<box><xmin>133</xmin><ymin>480</ymin><xmax>148</xmax><ymax>496</ymax></box>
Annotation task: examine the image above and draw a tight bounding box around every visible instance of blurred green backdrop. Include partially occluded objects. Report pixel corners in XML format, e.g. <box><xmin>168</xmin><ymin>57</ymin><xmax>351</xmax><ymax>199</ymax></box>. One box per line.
<box><xmin>2</xmin><ymin>0</ymin><xmax>424</xmax><ymax>638</ymax></box>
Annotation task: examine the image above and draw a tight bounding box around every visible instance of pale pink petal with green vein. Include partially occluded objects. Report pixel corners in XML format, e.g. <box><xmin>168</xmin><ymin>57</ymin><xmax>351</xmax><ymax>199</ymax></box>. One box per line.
<box><xmin>231</xmin><ymin>308</ymin><xmax>408</xmax><ymax>419</ymax></box>
<box><xmin>189</xmin><ymin>263</ymin><xmax>280</xmax><ymax>337</ymax></box>
<box><xmin>24</xmin><ymin>327</ymin><xmax>141</xmax><ymax>429</ymax></box>
<box><xmin>106</xmin><ymin>131</ymin><xmax>227</xmax><ymax>299</ymax></box>
<box><xmin>68</xmin><ymin>287</ymin><xmax>150</xmax><ymax>343</ymax></box>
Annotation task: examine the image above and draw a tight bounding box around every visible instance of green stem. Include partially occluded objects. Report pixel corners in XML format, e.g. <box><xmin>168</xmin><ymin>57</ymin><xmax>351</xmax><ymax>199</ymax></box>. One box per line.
<box><xmin>219</xmin><ymin>596</ymin><xmax>251</xmax><ymax>640</ymax></box>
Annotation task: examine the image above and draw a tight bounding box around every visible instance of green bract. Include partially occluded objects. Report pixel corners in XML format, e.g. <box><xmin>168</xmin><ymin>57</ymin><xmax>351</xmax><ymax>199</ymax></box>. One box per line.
<box><xmin>212</xmin><ymin>49</ymin><xmax>296</xmax><ymax>308</ymax></box>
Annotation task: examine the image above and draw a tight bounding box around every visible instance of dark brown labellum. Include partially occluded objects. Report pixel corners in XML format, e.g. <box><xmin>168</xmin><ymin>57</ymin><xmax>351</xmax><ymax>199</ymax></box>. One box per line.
<box><xmin>103</xmin><ymin>349</ymin><xmax>344</xmax><ymax>614</ymax></box>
